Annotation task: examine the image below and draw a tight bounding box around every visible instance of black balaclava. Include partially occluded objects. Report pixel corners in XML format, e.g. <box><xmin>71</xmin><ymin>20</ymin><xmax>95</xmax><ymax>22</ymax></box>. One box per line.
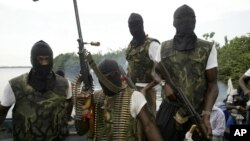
<box><xmin>28</xmin><ymin>40</ymin><xmax>56</xmax><ymax>92</ymax></box>
<box><xmin>98</xmin><ymin>59</ymin><xmax>122</xmax><ymax>96</ymax></box>
<box><xmin>173</xmin><ymin>4</ymin><xmax>197</xmax><ymax>51</ymax></box>
<box><xmin>128</xmin><ymin>13</ymin><xmax>146</xmax><ymax>48</ymax></box>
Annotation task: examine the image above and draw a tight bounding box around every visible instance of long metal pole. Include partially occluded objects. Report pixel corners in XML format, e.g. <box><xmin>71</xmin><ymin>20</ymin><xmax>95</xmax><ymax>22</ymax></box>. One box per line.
<box><xmin>73</xmin><ymin>0</ymin><xmax>83</xmax><ymax>49</ymax></box>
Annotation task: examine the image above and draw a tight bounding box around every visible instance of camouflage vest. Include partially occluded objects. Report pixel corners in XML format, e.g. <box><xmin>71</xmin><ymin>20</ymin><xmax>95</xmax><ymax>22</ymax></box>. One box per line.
<box><xmin>161</xmin><ymin>39</ymin><xmax>213</xmax><ymax>111</ymax></box>
<box><xmin>93</xmin><ymin>87</ymin><xmax>138</xmax><ymax>141</ymax></box>
<box><xmin>126</xmin><ymin>37</ymin><xmax>158</xmax><ymax>83</ymax></box>
<box><xmin>9</xmin><ymin>73</ymin><xmax>69</xmax><ymax>141</ymax></box>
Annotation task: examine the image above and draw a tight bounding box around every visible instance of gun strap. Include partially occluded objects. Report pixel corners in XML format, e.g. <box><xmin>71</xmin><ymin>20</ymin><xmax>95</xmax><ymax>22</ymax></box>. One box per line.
<box><xmin>86</xmin><ymin>53</ymin><xmax>121</xmax><ymax>93</ymax></box>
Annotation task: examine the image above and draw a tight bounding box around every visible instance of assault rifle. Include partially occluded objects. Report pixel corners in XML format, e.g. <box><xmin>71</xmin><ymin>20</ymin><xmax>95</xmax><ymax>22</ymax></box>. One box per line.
<box><xmin>157</xmin><ymin>62</ymin><xmax>209</xmax><ymax>141</ymax></box>
<box><xmin>73</xmin><ymin>0</ymin><xmax>99</xmax><ymax>92</ymax></box>
<box><xmin>73</xmin><ymin>0</ymin><xmax>99</xmax><ymax>136</ymax></box>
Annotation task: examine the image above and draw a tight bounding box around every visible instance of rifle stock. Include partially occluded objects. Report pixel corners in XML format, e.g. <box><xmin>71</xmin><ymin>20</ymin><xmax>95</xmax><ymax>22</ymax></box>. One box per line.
<box><xmin>157</xmin><ymin>62</ymin><xmax>209</xmax><ymax>141</ymax></box>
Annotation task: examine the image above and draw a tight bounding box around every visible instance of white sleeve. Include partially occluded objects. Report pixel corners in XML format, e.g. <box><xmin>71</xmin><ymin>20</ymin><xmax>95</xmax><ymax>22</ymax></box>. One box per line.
<box><xmin>244</xmin><ymin>69</ymin><xmax>250</xmax><ymax>76</ymax></box>
<box><xmin>226</xmin><ymin>89</ymin><xmax>237</xmax><ymax>104</ymax></box>
<box><xmin>206</xmin><ymin>46</ymin><xmax>218</xmax><ymax>70</ymax></box>
<box><xmin>0</xmin><ymin>83</ymin><xmax>16</xmax><ymax>107</ymax></box>
<box><xmin>148</xmin><ymin>41</ymin><xmax>161</xmax><ymax>63</ymax></box>
<box><xmin>130</xmin><ymin>91</ymin><xmax>147</xmax><ymax>118</ymax></box>
<box><xmin>226</xmin><ymin>95</ymin><xmax>233</xmax><ymax>104</ymax></box>
<box><xmin>66</xmin><ymin>80</ymin><xmax>72</xmax><ymax>99</ymax></box>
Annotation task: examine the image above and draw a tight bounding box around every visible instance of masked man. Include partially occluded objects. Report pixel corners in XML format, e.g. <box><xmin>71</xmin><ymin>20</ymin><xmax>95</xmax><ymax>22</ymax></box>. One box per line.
<box><xmin>155</xmin><ymin>5</ymin><xmax>218</xmax><ymax>141</ymax></box>
<box><xmin>76</xmin><ymin>59</ymin><xmax>163</xmax><ymax>141</ymax></box>
<box><xmin>0</xmin><ymin>40</ymin><xmax>72</xmax><ymax>140</ymax></box>
<box><xmin>126</xmin><ymin>13</ymin><xmax>161</xmax><ymax>117</ymax></box>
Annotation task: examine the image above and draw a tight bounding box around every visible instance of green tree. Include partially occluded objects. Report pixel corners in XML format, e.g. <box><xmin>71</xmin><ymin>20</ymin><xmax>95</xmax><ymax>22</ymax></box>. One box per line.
<box><xmin>202</xmin><ymin>32</ymin><xmax>220</xmax><ymax>49</ymax></box>
<box><xmin>218</xmin><ymin>35</ymin><xmax>250</xmax><ymax>87</ymax></box>
<box><xmin>53</xmin><ymin>52</ymin><xmax>79</xmax><ymax>81</ymax></box>
<box><xmin>53</xmin><ymin>48</ymin><xmax>127</xmax><ymax>81</ymax></box>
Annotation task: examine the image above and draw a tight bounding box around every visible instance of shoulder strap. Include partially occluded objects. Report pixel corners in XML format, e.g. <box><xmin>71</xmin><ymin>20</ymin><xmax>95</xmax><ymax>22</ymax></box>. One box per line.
<box><xmin>147</xmin><ymin>37</ymin><xmax>160</xmax><ymax>44</ymax></box>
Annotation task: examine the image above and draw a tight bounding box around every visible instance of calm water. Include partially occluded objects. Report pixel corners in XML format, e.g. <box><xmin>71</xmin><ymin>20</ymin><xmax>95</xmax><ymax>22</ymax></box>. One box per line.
<box><xmin>0</xmin><ymin>67</ymin><xmax>228</xmax><ymax>119</ymax></box>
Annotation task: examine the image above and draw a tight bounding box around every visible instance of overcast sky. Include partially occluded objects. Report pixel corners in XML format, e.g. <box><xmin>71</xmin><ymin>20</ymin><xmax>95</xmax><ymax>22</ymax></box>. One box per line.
<box><xmin>0</xmin><ymin>0</ymin><xmax>250</xmax><ymax>66</ymax></box>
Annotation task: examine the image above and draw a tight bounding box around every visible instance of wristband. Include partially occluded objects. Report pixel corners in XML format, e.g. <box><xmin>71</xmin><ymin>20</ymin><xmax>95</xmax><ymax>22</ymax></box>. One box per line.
<box><xmin>201</xmin><ymin>110</ymin><xmax>211</xmax><ymax>116</ymax></box>
<box><xmin>160</xmin><ymin>80</ymin><xmax>166</xmax><ymax>86</ymax></box>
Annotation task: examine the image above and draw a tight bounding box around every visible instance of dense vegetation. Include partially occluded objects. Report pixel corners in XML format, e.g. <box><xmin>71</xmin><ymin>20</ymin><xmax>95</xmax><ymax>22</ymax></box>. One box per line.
<box><xmin>53</xmin><ymin>48</ymin><xmax>127</xmax><ymax>82</ymax></box>
<box><xmin>53</xmin><ymin>34</ymin><xmax>250</xmax><ymax>88</ymax></box>
<box><xmin>217</xmin><ymin>35</ymin><xmax>250</xmax><ymax>87</ymax></box>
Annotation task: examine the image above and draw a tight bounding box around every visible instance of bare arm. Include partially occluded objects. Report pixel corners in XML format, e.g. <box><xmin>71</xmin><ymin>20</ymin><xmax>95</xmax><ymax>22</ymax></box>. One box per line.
<box><xmin>203</xmin><ymin>68</ymin><xmax>219</xmax><ymax>138</ymax></box>
<box><xmin>0</xmin><ymin>105</ymin><xmax>11</xmax><ymax>125</ymax></box>
<box><xmin>226</xmin><ymin>103</ymin><xmax>246</xmax><ymax>112</ymax></box>
<box><xmin>137</xmin><ymin>105</ymin><xmax>163</xmax><ymax>141</ymax></box>
<box><xmin>152</xmin><ymin>62</ymin><xmax>177</xmax><ymax>100</ymax></box>
<box><xmin>141</xmin><ymin>80</ymin><xmax>158</xmax><ymax>96</ymax></box>
<box><xmin>239</xmin><ymin>74</ymin><xmax>250</xmax><ymax>97</ymax></box>
<box><xmin>203</xmin><ymin>68</ymin><xmax>218</xmax><ymax>113</ymax></box>
<box><xmin>225</xmin><ymin>103</ymin><xmax>237</xmax><ymax>110</ymax></box>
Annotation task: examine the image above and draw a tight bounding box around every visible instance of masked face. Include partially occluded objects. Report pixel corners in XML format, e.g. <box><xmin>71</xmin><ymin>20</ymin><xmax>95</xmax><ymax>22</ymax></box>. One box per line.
<box><xmin>98</xmin><ymin>59</ymin><xmax>122</xmax><ymax>96</ymax></box>
<box><xmin>128</xmin><ymin>13</ymin><xmax>145</xmax><ymax>42</ymax></box>
<box><xmin>173</xmin><ymin>5</ymin><xmax>196</xmax><ymax>35</ymax></box>
<box><xmin>31</xmin><ymin>40</ymin><xmax>53</xmax><ymax>78</ymax></box>
<box><xmin>37</xmin><ymin>56</ymin><xmax>50</xmax><ymax>65</ymax></box>
<box><xmin>129</xmin><ymin>20</ymin><xmax>144</xmax><ymax>37</ymax></box>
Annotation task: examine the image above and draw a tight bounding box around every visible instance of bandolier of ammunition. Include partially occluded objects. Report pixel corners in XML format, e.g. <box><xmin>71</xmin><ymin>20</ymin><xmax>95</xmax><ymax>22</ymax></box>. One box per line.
<box><xmin>93</xmin><ymin>90</ymin><xmax>106</xmax><ymax>140</ymax></box>
<box><xmin>93</xmin><ymin>88</ymin><xmax>137</xmax><ymax>141</ymax></box>
<box><xmin>83</xmin><ymin>52</ymin><xmax>139</xmax><ymax>140</ymax></box>
<box><xmin>72</xmin><ymin>74</ymin><xmax>91</xmax><ymax>120</ymax></box>
<box><xmin>72</xmin><ymin>74</ymin><xmax>94</xmax><ymax>137</ymax></box>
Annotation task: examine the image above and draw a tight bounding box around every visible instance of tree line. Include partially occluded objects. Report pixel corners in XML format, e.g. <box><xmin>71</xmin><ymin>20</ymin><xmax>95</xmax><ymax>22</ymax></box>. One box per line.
<box><xmin>217</xmin><ymin>34</ymin><xmax>250</xmax><ymax>87</ymax></box>
<box><xmin>53</xmin><ymin>33</ymin><xmax>250</xmax><ymax>88</ymax></box>
<box><xmin>53</xmin><ymin>48</ymin><xmax>127</xmax><ymax>83</ymax></box>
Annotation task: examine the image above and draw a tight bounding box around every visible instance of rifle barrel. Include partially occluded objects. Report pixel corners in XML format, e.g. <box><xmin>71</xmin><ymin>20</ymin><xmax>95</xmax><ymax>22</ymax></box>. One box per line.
<box><xmin>73</xmin><ymin>0</ymin><xmax>83</xmax><ymax>42</ymax></box>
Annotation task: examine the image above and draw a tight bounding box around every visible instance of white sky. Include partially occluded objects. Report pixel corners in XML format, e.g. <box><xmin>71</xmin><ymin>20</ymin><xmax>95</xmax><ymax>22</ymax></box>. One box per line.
<box><xmin>0</xmin><ymin>0</ymin><xmax>250</xmax><ymax>66</ymax></box>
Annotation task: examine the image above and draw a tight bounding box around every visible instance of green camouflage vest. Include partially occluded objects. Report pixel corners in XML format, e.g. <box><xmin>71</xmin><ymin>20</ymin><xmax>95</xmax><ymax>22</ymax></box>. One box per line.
<box><xmin>126</xmin><ymin>37</ymin><xmax>159</xmax><ymax>83</ymax></box>
<box><xmin>93</xmin><ymin>87</ymin><xmax>139</xmax><ymax>141</ymax></box>
<box><xmin>161</xmin><ymin>39</ymin><xmax>213</xmax><ymax>111</ymax></box>
<box><xmin>9</xmin><ymin>73</ymin><xmax>69</xmax><ymax>141</ymax></box>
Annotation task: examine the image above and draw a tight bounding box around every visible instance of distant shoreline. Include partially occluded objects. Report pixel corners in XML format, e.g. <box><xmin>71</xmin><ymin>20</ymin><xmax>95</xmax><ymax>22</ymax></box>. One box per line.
<box><xmin>0</xmin><ymin>66</ymin><xmax>31</xmax><ymax>68</ymax></box>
